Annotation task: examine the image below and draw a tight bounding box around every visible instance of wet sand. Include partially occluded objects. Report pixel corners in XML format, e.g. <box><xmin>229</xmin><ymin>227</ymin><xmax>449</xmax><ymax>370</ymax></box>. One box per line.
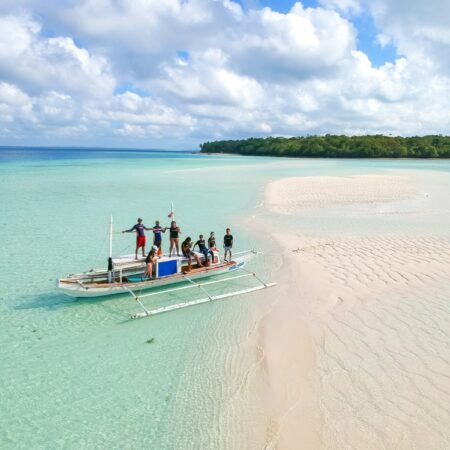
<box><xmin>260</xmin><ymin>174</ymin><xmax>450</xmax><ymax>449</ymax></box>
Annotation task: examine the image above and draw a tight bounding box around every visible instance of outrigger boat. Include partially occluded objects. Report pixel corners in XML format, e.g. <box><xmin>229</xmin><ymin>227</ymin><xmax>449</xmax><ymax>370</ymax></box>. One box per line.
<box><xmin>57</xmin><ymin>214</ymin><xmax>275</xmax><ymax>319</ymax></box>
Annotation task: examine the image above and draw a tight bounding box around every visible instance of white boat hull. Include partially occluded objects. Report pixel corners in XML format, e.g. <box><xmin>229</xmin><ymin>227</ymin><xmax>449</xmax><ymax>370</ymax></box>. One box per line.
<box><xmin>58</xmin><ymin>261</ymin><xmax>244</xmax><ymax>298</ymax></box>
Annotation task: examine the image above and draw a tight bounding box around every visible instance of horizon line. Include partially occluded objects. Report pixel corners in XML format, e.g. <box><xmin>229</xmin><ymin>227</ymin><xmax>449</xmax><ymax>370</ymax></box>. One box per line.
<box><xmin>0</xmin><ymin>145</ymin><xmax>200</xmax><ymax>152</ymax></box>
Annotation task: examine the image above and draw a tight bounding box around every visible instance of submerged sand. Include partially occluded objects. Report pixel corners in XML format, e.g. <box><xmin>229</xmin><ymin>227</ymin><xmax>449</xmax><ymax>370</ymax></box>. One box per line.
<box><xmin>259</xmin><ymin>174</ymin><xmax>450</xmax><ymax>449</ymax></box>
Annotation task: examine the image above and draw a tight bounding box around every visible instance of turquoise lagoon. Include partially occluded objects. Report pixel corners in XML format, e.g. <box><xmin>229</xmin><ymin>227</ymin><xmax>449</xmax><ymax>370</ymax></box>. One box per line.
<box><xmin>1</xmin><ymin>149</ymin><xmax>449</xmax><ymax>449</ymax></box>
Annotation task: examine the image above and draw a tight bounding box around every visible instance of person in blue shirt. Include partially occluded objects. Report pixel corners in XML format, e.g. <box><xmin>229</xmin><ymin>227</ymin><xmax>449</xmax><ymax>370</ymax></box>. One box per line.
<box><xmin>152</xmin><ymin>220</ymin><xmax>167</xmax><ymax>255</ymax></box>
<box><xmin>193</xmin><ymin>234</ymin><xmax>209</xmax><ymax>264</ymax></box>
<box><xmin>122</xmin><ymin>218</ymin><xmax>151</xmax><ymax>259</ymax></box>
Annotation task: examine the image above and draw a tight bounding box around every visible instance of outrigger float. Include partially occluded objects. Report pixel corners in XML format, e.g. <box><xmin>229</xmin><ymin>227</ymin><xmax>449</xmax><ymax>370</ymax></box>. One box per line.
<box><xmin>57</xmin><ymin>215</ymin><xmax>276</xmax><ymax>319</ymax></box>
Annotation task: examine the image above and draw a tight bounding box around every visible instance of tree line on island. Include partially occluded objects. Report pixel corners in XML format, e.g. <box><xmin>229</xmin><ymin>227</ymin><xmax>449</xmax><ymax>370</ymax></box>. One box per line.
<box><xmin>200</xmin><ymin>135</ymin><xmax>450</xmax><ymax>158</ymax></box>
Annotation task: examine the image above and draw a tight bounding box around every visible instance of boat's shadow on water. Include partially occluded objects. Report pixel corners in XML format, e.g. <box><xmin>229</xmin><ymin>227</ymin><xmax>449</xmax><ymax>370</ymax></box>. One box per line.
<box><xmin>16</xmin><ymin>291</ymin><xmax>124</xmax><ymax>312</ymax></box>
<box><xmin>15</xmin><ymin>292</ymin><xmax>133</xmax><ymax>323</ymax></box>
<box><xmin>14</xmin><ymin>288</ymin><xmax>179</xmax><ymax>324</ymax></box>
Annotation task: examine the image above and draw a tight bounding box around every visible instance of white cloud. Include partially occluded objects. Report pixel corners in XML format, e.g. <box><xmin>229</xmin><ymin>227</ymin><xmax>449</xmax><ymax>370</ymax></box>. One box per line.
<box><xmin>0</xmin><ymin>82</ymin><xmax>31</xmax><ymax>109</ymax></box>
<box><xmin>157</xmin><ymin>49</ymin><xmax>265</xmax><ymax>109</ymax></box>
<box><xmin>57</xmin><ymin>0</ymin><xmax>244</xmax><ymax>82</ymax></box>
<box><xmin>0</xmin><ymin>82</ymin><xmax>33</xmax><ymax>126</ymax></box>
<box><xmin>95</xmin><ymin>91</ymin><xmax>195</xmax><ymax>128</ymax></box>
<box><xmin>317</xmin><ymin>0</ymin><xmax>362</xmax><ymax>15</ymax></box>
<box><xmin>0</xmin><ymin>15</ymin><xmax>115</xmax><ymax>99</ymax></box>
<box><xmin>367</xmin><ymin>0</ymin><xmax>450</xmax><ymax>72</ymax></box>
<box><xmin>227</xmin><ymin>4</ymin><xmax>356</xmax><ymax>81</ymax></box>
<box><xmin>1</xmin><ymin>1</ymin><xmax>450</xmax><ymax>147</ymax></box>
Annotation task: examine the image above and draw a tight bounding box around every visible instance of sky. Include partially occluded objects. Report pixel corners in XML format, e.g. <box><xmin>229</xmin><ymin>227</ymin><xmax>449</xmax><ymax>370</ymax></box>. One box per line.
<box><xmin>0</xmin><ymin>0</ymin><xmax>450</xmax><ymax>149</ymax></box>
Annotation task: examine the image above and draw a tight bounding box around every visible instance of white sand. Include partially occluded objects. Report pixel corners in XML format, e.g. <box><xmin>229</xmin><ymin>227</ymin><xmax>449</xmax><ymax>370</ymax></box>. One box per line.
<box><xmin>266</xmin><ymin>175</ymin><xmax>416</xmax><ymax>214</ymax></box>
<box><xmin>260</xmin><ymin>174</ymin><xmax>450</xmax><ymax>449</ymax></box>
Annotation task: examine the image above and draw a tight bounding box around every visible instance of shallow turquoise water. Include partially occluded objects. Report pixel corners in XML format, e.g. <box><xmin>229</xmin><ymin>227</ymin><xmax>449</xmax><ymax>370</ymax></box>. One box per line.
<box><xmin>1</xmin><ymin>149</ymin><xmax>449</xmax><ymax>449</ymax></box>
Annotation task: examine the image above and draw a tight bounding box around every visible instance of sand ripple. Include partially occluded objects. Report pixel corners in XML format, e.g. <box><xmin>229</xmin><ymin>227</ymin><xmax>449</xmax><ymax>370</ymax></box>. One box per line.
<box><xmin>262</xmin><ymin>171</ymin><xmax>450</xmax><ymax>449</ymax></box>
<box><xmin>275</xmin><ymin>233</ymin><xmax>450</xmax><ymax>449</ymax></box>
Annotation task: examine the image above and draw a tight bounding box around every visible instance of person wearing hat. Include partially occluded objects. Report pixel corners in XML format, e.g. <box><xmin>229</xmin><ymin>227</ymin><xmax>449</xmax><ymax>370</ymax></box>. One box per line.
<box><xmin>144</xmin><ymin>245</ymin><xmax>159</xmax><ymax>279</ymax></box>
<box><xmin>122</xmin><ymin>218</ymin><xmax>151</xmax><ymax>259</ymax></box>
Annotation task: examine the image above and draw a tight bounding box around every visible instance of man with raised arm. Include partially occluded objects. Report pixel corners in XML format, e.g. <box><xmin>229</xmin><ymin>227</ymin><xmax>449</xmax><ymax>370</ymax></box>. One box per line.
<box><xmin>122</xmin><ymin>218</ymin><xmax>151</xmax><ymax>259</ymax></box>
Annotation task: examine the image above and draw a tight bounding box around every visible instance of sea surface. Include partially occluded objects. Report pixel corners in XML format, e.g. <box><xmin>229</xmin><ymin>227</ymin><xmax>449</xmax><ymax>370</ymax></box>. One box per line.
<box><xmin>1</xmin><ymin>148</ymin><xmax>449</xmax><ymax>449</ymax></box>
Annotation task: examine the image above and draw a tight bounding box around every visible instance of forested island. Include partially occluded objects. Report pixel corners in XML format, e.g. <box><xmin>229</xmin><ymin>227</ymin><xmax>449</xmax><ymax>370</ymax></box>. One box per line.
<box><xmin>200</xmin><ymin>135</ymin><xmax>450</xmax><ymax>158</ymax></box>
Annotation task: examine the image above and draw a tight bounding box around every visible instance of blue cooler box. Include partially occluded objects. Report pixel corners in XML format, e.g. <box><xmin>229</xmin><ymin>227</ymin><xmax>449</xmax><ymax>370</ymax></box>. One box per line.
<box><xmin>157</xmin><ymin>259</ymin><xmax>178</xmax><ymax>277</ymax></box>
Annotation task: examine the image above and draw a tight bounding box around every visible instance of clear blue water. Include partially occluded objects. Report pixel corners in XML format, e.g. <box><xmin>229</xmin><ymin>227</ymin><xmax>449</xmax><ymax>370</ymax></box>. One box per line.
<box><xmin>1</xmin><ymin>148</ymin><xmax>449</xmax><ymax>449</ymax></box>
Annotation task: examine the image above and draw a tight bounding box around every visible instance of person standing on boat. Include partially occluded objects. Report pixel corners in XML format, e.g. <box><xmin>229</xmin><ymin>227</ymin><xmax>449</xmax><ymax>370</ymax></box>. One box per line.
<box><xmin>208</xmin><ymin>232</ymin><xmax>216</xmax><ymax>249</ymax></box>
<box><xmin>169</xmin><ymin>221</ymin><xmax>181</xmax><ymax>257</ymax></box>
<box><xmin>182</xmin><ymin>237</ymin><xmax>203</xmax><ymax>271</ymax></box>
<box><xmin>207</xmin><ymin>232</ymin><xmax>217</xmax><ymax>264</ymax></box>
<box><xmin>144</xmin><ymin>245</ymin><xmax>158</xmax><ymax>279</ymax></box>
<box><xmin>152</xmin><ymin>220</ymin><xmax>167</xmax><ymax>256</ymax></box>
<box><xmin>193</xmin><ymin>234</ymin><xmax>209</xmax><ymax>265</ymax></box>
<box><xmin>223</xmin><ymin>228</ymin><xmax>233</xmax><ymax>262</ymax></box>
<box><xmin>122</xmin><ymin>218</ymin><xmax>151</xmax><ymax>259</ymax></box>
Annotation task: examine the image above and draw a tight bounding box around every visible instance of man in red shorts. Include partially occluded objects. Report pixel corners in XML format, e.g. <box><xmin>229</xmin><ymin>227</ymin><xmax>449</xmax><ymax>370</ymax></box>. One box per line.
<box><xmin>122</xmin><ymin>218</ymin><xmax>151</xmax><ymax>259</ymax></box>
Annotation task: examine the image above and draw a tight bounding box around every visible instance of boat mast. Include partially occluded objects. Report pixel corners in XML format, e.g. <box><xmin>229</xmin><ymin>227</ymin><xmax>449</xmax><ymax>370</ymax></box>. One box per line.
<box><xmin>109</xmin><ymin>214</ymin><xmax>113</xmax><ymax>259</ymax></box>
<box><xmin>107</xmin><ymin>214</ymin><xmax>113</xmax><ymax>283</ymax></box>
<box><xmin>171</xmin><ymin>202</ymin><xmax>175</xmax><ymax>221</ymax></box>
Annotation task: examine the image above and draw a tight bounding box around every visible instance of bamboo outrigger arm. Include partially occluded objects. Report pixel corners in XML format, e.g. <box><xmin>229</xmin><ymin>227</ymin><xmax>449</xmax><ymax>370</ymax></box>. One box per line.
<box><xmin>123</xmin><ymin>286</ymin><xmax>151</xmax><ymax>316</ymax></box>
<box><xmin>126</xmin><ymin>269</ymin><xmax>276</xmax><ymax>319</ymax></box>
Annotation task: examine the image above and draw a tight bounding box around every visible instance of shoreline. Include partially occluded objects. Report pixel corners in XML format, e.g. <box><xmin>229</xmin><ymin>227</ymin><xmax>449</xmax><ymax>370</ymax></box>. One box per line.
<box><xmin>201</xmin><ymin>151</ymin><xmax>450</xmax><ymax>160</ymax></box>
<box><xmin>258</xmin><ymin>248</ymin><xmax>321</xmax><ymax>449</ymax></box>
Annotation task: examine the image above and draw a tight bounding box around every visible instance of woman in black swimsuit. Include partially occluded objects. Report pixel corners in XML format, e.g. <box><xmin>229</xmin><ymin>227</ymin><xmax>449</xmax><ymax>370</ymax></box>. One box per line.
<box><xmin>169</xmin><ymin>221</ymin><xmax>181</xmax><ymax>257</ymax></box>
<box><xmin>144</xmin><ymin>246</ymin><xmax>158</xmax><ymax>279</ymax></box>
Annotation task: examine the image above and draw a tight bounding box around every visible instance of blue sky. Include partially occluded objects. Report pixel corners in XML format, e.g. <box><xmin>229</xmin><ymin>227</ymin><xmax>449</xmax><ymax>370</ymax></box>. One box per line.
<box><xmin>0</xmin><ymin>0</ymin><xmax>449</xmax><ymax>148</ymax></box>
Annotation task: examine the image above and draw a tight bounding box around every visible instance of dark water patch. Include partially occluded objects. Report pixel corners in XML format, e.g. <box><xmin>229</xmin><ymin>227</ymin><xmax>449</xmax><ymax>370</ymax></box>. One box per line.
<box><xmin>0</xmin><ymin>147</ymin><xmax>200</xmax><ymax>164</ymax></box>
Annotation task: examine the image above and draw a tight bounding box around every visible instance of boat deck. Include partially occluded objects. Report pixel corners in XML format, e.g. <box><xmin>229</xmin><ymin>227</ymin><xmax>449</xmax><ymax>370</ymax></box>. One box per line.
<box><xmin>59</xmin><ymin>260</ymin><xmax>237</xmax><ymax>289</ymax></box>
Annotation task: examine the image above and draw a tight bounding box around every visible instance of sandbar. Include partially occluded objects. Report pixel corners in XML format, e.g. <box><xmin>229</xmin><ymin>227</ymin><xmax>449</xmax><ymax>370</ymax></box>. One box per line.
<box><xmin>259</xmin><ymin>174</ymin><xmax>450</xmax><ymax>449</ymax></box>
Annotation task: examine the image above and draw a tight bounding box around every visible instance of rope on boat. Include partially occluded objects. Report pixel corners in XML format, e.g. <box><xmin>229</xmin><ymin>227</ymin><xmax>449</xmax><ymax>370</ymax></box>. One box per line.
<box><xmin>93</xmin><ymin>227</ymin><xmax>110</xmax><ymax>266</ymax></box>
<box><xmin>76</xmin><ymin>279</ymin><xmax>88</xmax><ymax>290</ymax></box>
